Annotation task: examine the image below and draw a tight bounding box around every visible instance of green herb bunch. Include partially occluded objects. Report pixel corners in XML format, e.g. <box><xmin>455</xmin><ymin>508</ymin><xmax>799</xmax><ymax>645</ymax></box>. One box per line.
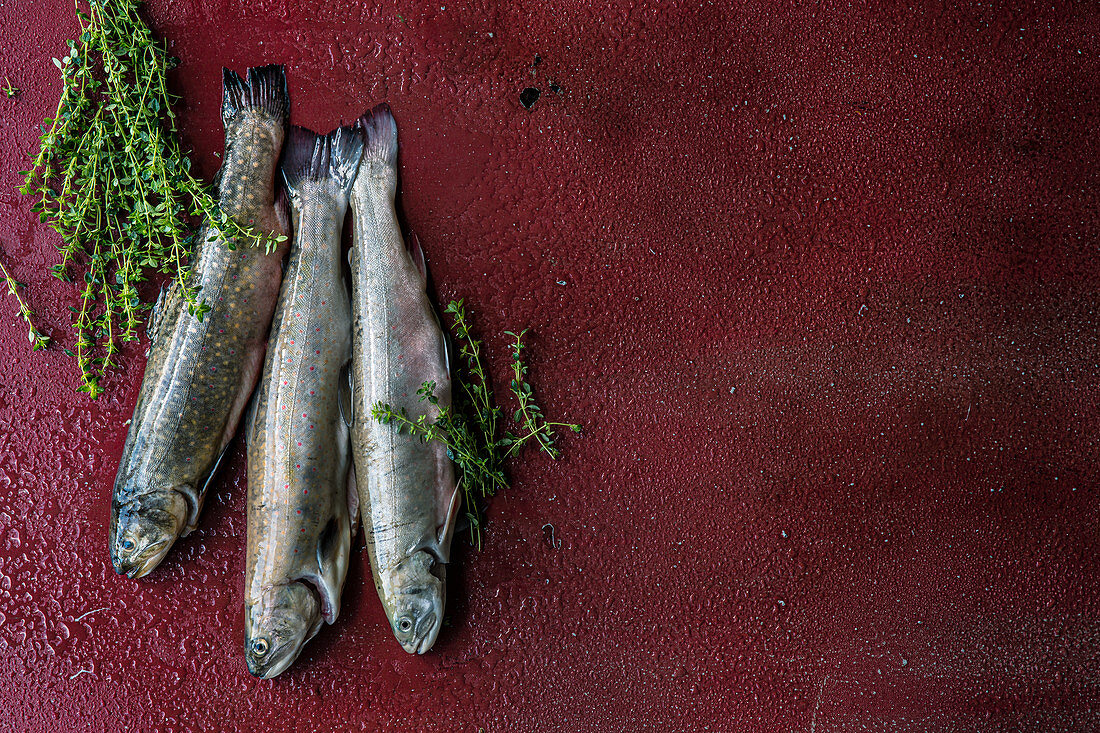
<box><xmin>18</xmin><ymin>0</ymin><xmax>270</xmax><ymax>397</ymax></box>
<box><xmin>372</xmin><ymin>299</ymin><xmax>580</xmax><ymax>548</ymax></box>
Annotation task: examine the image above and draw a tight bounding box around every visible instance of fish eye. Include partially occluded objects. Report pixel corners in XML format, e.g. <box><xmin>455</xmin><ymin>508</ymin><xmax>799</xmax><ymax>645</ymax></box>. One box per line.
<box><xmin>252</xmin><ymin>639</ymin><xmax>269</xmax><ymax>656</ymax></box>
<box><xmin>398</xmin><ymin>617</ymin><xmax>413</xmax><ymax>634</ymax></box>
<box><xmin>121</xmin><ymin>539</ymin><xmax>136</xmax><ymax>552</ymax></box>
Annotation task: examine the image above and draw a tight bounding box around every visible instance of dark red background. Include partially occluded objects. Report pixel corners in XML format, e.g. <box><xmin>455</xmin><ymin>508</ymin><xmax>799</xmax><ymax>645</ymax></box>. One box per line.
<box><xmin>1</xmin><ymin>1</ymin><xmax>1098</xmax><ymax>731</ymax></box>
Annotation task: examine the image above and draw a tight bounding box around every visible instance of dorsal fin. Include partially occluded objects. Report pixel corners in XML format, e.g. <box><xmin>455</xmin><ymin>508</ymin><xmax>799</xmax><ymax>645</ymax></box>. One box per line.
<box><xmin>146</xmin><ymin>279</ymin><xmax>178</xmax><ymax>350</ymax></box>
<box><xmin>406</xmin><ymin>230</ymin><xmax>427</xmax><ymax>280</ymax></box>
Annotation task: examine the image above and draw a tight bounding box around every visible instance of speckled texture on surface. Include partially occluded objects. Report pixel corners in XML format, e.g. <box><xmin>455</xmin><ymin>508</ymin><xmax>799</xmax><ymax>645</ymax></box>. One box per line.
<box><xmin>0</xmin><ymin>2</ymin><xmax>1097</xmax><ymax>731</ymax></box>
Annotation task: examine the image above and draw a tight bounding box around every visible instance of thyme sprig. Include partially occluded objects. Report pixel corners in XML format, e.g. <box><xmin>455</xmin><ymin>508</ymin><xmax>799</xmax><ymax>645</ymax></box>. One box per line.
<box><xmin>18</xmin><ymin>0</ymin><xmax>280</xmax><ymax>398</ymax></box>
<box><xmin>372</xmin><ymin>299</ymin><xmax>580</xmax><ymax>548</ymax></box>
<box><xmin>0</xmin><ymin>256</ymin><xmax>50</xmax><ymax>351</ymax></box>
<box><xmin>503</xmin><ymin>328</ymin><xmax>577</xmax><ymax>459</ymax></box>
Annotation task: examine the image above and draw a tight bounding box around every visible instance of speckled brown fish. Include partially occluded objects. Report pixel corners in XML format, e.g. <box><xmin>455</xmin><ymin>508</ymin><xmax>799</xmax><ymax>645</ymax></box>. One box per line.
<box><xmin>243</xmin><ymin>124</ymin><xmax>363</xmax><ymax>679</ymax></box>
<box><xmin>348</xmin><ymin>104</ymin><xmax>460</xmax><ymax>655</ymax></box>
<box><xmin>110</xmin><ymin>65</ymin><xmax>290</xmax><ymax>579</ymax></box>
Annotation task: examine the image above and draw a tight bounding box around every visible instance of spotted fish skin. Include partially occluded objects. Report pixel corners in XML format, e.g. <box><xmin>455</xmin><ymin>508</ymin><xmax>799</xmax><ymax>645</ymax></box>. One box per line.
<box><xmin>110</xmin><ymin>65</ymin><xmax>291</xmax><ymax>579</ymax></box>
<box><xmin>243</xmin><ymin>124</ymin><xmax>364</xmax><ymax>680</ymax></box>
<box><xmin>349</xmin><ymin>104</ymin><xmax>460</xmax><ymax>655</ymax></box>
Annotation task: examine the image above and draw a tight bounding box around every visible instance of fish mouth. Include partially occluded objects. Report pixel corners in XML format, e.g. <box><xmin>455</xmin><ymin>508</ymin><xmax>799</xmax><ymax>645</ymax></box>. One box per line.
<box><xmin>246</xmin><ymin>643</ymin><xmax>301</xmax><ymax>680</ymax></box>
<box><xmin>114</xmin><ymin>538</ymin><xmax>172</xmax><ymax>579</ymax></box>
<box><xmin>247</xmin><ymin>656</ymin><xmax>289</xmax><ymax>680</ymax></box>
<box><xmin>257</xmin><ymin>665</ymin><xmax>283</xmax><ymax>680</ymax></box>
<box><xmin>399</xmin><ymin>613</ymin><xmax>441</xmax><ymax>655</ymax></box>
<box><xmin>400</xmin><ymin>632</ymin><xmax>436</xmax><ymax>655</ymax></box>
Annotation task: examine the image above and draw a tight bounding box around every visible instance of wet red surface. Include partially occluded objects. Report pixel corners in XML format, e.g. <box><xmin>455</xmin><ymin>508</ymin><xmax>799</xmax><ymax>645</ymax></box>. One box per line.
<box><xmin>1</xmin><ymin>1</ymin><xmax>1098</xmax><ymax>731</ymax></box>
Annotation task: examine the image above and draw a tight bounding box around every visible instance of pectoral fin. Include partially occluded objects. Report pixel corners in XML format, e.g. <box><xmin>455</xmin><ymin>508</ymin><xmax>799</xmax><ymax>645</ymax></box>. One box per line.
<box><xmin>179</xmin><ymin>442</ymin><xmax>230</xmax><ymax>535</ymax></box>
<box><xmin>310</xmin><ymin>511</ymin><xmax>352</xmax><ymax>624</ymax></box>
<box><xmin>244</xmin><ymin>394</ymin><xmax>259</xmax><ymax>442</ymax></box>
<box><xmin>435</xmin><ymin>484</ymin><xmax>461</xmax><ymax>564</ymax></box>
<box><xmin>415</xmin><ymin>482</ymin><xmax>459</xmax><ymax>561</ymax></box>
<box><xmin>347</xmin><ymin>464</ymin><xmax>360</xmax><ymax>538</ymax></box>
<box><xmin>200</xmin><ymin>443</ymin><xmax>231</xmax><ymax>498</ymax></box>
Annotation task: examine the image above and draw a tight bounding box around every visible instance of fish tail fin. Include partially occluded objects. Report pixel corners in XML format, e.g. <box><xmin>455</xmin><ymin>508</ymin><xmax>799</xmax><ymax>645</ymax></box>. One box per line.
<box><xmin>280</xmin><ymin>126</ymin><xmax>323</xmax><ymax>192</ymax></box>
<box><xmin>327</xmin><ymin>124</ymin><xmax>367</xmax><ymax>194</ymax></box>
<box><xmin>246</xmin><ymin>65</ymin><xmax>290</xmax><ymax>120</ymax></box>
<box><xmin>280</xmin><ymin>125</ymin><xmax>364</xmax><ymax>195</ymax></box>
<box><xmin>221</xmin><ymin>69</ymin><xmax>248</xmax><ymax>120</ymax></box>
<box><xmin>354</xmin><ymin>103</ymin><xmax>398</xmax><ymax>172</ymax></box>
<box><xmin>222</xmin><ymin>64</ymin><xmax>289</xmax><ymax>123</ymax></box>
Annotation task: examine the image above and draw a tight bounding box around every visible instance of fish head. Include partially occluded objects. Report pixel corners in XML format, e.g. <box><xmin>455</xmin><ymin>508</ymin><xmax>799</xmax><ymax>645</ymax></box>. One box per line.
<box><xmin>385</xmin><ymin>551</ymin><xmax>446</xmax><ymax>655</ymax></box>
<box><xmin>244</xmin><ymin>582</ymin><xmax>322</xmax><ymax>679</ymax></box>
<box><xmin>109</xmin><ymin>489</ymin><xmax>189</xmax><ymax>578</ymax></box>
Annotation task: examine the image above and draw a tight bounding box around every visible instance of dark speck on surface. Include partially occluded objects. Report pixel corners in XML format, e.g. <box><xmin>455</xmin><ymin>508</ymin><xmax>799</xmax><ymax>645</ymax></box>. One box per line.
<box><xmin>519</xmin><ymin>87</ymin><xmax>541</xmax><ymax>110</ymax></box>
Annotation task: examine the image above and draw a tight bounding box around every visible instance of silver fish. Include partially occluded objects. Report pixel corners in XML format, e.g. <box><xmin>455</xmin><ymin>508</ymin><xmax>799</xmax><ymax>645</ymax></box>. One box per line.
<box><xmin>110</xmin><ymin>65</ymin><xmax>290</xmax><ymax>578</ymax></box>
<box><xmin>243</xmin><ymin>124</ymin><xmax>364</xmax><ymax>679</ymax></box>
<box><xmin>348</xmin><ymin>104</ymin><xmax>460</xmax><ymax>655</ymax></box>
